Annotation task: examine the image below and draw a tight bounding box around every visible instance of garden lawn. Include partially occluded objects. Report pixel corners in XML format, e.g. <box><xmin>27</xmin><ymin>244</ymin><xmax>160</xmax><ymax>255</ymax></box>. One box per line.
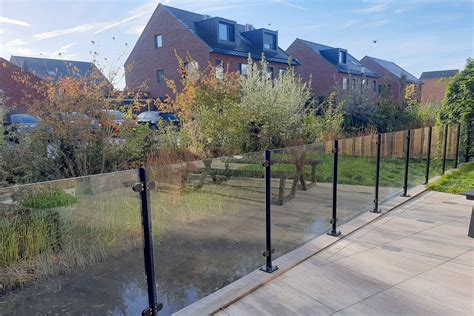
<box><xmin>428</xmin><ymin>162</ymin><xmax>474</xmax><ymax>194</ymax></box>
<box><xmin>240</xmin><ymin>153</ymin><xmax>442</xmax><ymax>188</ymax></box>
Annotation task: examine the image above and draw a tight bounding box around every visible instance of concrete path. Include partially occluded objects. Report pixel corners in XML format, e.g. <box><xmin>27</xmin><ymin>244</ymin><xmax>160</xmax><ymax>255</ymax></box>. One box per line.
<box><xmin>216</xmin><ymin>191</ymin><xmax>473</xmax><ymax>315</ymax></box>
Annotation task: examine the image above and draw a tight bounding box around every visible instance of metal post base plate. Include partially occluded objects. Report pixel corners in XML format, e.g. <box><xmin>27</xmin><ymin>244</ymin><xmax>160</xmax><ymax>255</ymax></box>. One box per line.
<box><xmin>260</xmin><ymin>265</ymin><xmax>279</xmax><ymax>273</ymax></box>
<box><xmin>327</xmin><ymin>230</ymin><xmax>341</xmax><ymax>237</ymax></box>
<box><xmin>370</xmin><ymin>209</ymin><xmax>381</xmax><ymax>213</ymax></box>
<box><xmin>400</xmin><ymin>193</ymin><xmax>411</xmax><ymax>197</ymax></box>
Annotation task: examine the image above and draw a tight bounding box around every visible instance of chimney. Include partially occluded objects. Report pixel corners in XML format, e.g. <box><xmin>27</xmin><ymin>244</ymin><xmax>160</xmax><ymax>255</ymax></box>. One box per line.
<box><xmin>245</xmin><ymin>24</ymin><xmax>254</xmax><ymax>31</ymax></box>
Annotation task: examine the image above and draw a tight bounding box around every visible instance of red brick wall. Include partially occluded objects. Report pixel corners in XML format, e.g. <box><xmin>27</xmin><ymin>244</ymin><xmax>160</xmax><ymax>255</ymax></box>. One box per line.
<box><xmin>0</xmin><ymin>58</ymin><xmax>44</xmax><ymax>113</ymax></box>
<box><xmin>125</xmin><ymin>4</ymin><xmax>211</xmax><ymax>98</ymax></box>
<box><xmin>286</xmin><ymin>40</ymin><xmax>339</xmax><ymax>98</ymax></box>
<box><xmin>360</xmin><ymin>57</ymin><xmax>423</xmax><ymax>103</ymax></box>
<box><xmin>287</xmin><ymin>40</ymin><xmax>379</xmax><ymax>100</ymax></box>
<box><xmin>421</xmin><ymin>78</ymin><xmax>448</xmax><ymax>104</ymax></box>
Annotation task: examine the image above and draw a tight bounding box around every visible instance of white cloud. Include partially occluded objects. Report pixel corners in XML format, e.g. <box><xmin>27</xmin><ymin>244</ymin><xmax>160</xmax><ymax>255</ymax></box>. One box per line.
<box><xmin>354</xmin><ymin>1</ymin><xmax>390</xmax><ymax>14</ymax></box>
<box><xmin>5</xmin><ymin>38</ymin><xmax>28</xmax><ymax>47</ymax></box>
<box><xmin>0</xmin><ymin>16</ymin><xmax>30</xmax><ymax>27</ymax></box>
<box><xmin>272</xmin><ymin>0</ymin><xmax>305</xmax><ymax>10</ymax></box>
<box><xmin>51</xmin><ymin>42</ymin><xmax>78</xmax><ymax>57</ymax></box>
<box><xmin>126</xmin><ymin>25</ymin><xmax>146</xmax><ymax>35</ymax></box>
<box><xmin>93</xmin><ymin>13</ymin><xmax>145</xmax><ymax>35</ymax></box>
<box><xmin>33</xmin><ymin>22</ymin><xmax>106</xmax><ymax>40</ymax></box>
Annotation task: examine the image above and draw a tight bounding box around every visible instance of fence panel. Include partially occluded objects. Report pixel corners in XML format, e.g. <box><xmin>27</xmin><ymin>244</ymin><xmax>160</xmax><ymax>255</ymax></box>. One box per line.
<box><xmin>0</xmin><ymin>170</ymin><xmax>145</xmax><ymax>315</ymax></box>
<box><xmin>336</xmin><ymin>136</ymin><xmax>377</xmax><ymax>223</ymax></box>
<box><xmin>147</xmin><ymin>151</ymin><xmax>266</xmax><ymax>314</ymax></box>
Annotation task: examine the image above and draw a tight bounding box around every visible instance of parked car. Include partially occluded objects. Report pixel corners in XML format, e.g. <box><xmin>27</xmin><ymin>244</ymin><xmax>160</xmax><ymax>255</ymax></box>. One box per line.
<box><xmin>102</xmin><ymin>110</ymin><xmax>128</xmax><ymax>134</ymax></box>
<box><xmin>60</xmin><ymin>112</ymin><xmax>100</xmax><ymax>131</ymax></box>
<box><xmin>137</xmin><ymin>111</ymin><xmax>180</xmax><ymax>130</ymax></box>
<box><xmin>3</xmin><ymin>113</ymin><xmax>42</xmax><ymax>141</ymax></box>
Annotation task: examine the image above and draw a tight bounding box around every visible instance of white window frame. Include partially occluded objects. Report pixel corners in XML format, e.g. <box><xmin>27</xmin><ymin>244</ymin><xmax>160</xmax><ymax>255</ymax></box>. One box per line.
<box><xmin>155</xmin><ymin>34</ymin><xmax>162</xmax><ymax>48</ymax></box>
<box><xmin>342</xmin><ymin>77</ymin><xmax>348</xmax><ymax>90</ymax></box>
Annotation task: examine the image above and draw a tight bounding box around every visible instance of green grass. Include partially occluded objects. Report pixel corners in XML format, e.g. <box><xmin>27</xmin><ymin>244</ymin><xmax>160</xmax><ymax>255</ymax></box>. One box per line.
<box><xmin>240</xmin><ymin>153</ymin><xmax>444</xmax><ymax>188</ymax></box>
<box><xmin>428</xmin><ymin>162</ymin><xmax>474</xmax><ymax>194</ymax></box>
<box><xmin>21</xmin><ymin>191</ymin><xmax>78</xmax><ymax>209</ymax></box>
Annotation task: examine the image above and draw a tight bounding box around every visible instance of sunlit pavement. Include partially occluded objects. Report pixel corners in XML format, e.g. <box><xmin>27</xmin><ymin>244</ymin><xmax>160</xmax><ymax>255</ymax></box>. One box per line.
<box><xmin>215</xmin><ymin>191</ymin><xmax>473</xmax><ymax>316</ymax></box>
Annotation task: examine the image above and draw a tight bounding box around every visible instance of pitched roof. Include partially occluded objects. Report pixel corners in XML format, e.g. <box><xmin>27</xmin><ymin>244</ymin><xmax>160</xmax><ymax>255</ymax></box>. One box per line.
<box><xmin>298</xmin><ymin>39</ymin><xmax>378</xmax><ymax>78</ymax></box>
<box><xmin>363</xmin><ymin>56</ymin><xmax>421</xmax><ymax>83</ymax></box>
<box><xmin>9</xmin><ymin>56</ymin><xmax>105</xmax><ymax>83</ymax></box>
<box><xmin>420</xmin><ymin>69</ymin><xmax>458</xmax><ymax>80</ymax></box>
<box><xmin>163</xmin><ymin>5</ymin><xmax>298</xmax><ymax>65</ymax></box>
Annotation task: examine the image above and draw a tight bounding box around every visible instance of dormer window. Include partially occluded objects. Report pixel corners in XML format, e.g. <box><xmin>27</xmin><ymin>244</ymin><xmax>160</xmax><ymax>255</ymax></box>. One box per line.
<box><xmin>218</xmin><ymin>22</ymin><xmax>234</xmax><ymax>42</ymax></box>
<box><xmin>263</xmin><ymin>32</ymin><xmax>276</xmax><ymax>50</ymax></box>
<box><xmin>339</xmin><ymin>51</ymin><xmax>347</xmax><ymax>64</ymax></box>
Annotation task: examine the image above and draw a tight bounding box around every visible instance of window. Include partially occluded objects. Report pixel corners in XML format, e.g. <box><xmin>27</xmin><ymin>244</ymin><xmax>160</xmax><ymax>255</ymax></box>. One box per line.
<box><xmin>352</xmin><ymin>78</ymin><xmax>356</xmax><ymax>89</ymax></box>
<box><xmin>378</xmin><ymin>84</ymin><xmax>382</xmax><ymax>94</ymax></box>
<box><xmin>339</xmin><ymin>51</ymin><xmax>347</xmax><ymax>64</ymax></box>
<box><xmin>215</xmin><ymin>60</ymin><xmax>224</xmax><ymax>79</ymax></box>
<box><xmin>240</xmin><ymin>63</ymin><xmax>248</xmax><ymax>76</ymax></box>
<box><xmin>263</xmin><ymin>33</ymin><xmax>276</xmax><ymax>50</ymax></box>
<box><xmin>156</xmin><ymin>69</ymin><xmax>164</xmax><ymax>83</ymax></box>
<box><xmin>279</xmin><ymin>68</ymin><xmax>287</xmax><ymax>77</ymax></box>
<box><xmin>218</xmin><ymin>22</ymin><xmax>234</xmax><ymax>42</ymax></box>
<box><xmin>155</xmin><ymin>34</ymin><xmax>162</xmax><ymax>48</ymax></box>
<box><xmin>342</xmin><ymin>77</ymin><xmax>348</xmax><ymax>90</ymax></box>
<box><xmin>373</xmin><ymin>80</ymin><xmax>376</xmax><ymax>92</ymax></box>
<box><xmin>362</xmin><ymin>79</ymin><xmax>367</xmax><ymax>86</ymax></box>
<box><xmin>267</xmin><ymin>66</ymin><xmax>274</xmax><ymax>79</ymax></box>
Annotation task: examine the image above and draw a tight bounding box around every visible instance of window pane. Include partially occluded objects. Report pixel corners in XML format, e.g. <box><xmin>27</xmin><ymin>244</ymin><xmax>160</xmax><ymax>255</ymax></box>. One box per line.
<box><xmin>279</xmin><ymin>68</ymin><xmax>287</xmax><ymax>77</ymax></box>
<box><xmin>155</xmin><ymin>35</ymin><xmax>162</xmax><ymax>48</ymax></box>
<box><xmin>342</xmin><ymin>77</ymin><xmax>347</xmax><ymax>90</ymax></box>
<box><xmin>264</xmin><ymin>33</ymin><xmax>275</xmax><ymax>50</ymax></box>
<box><xmin>157</xmin><ymin>69</ymin><xmax>164</xmax><ymax>83</ymax></box>
<box><xmin>240</xmin><ymin>64</ymin><xmax>248</xmax><ymax>76</ymax></box>
<box><xmin>219</xmin><ymin>23</ymin><xmax>228</xmax><ymax>41</ymax></box>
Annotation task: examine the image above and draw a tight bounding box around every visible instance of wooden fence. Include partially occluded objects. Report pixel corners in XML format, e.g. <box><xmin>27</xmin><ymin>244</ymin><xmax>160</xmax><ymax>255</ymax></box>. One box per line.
<box><xmin>325</xmin><ymin>125</ymin><xmax>459</xmax><ymax>159</ymax></box>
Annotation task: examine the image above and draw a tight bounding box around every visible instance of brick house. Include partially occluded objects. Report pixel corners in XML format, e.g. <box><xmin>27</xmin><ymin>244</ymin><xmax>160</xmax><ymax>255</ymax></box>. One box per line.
<box><xmin>286</xmin><ymin>39</ymin><xmax>379</xmax><ymax>101</ymax></box>
<box><xmin>420</xmin><ymin>70</ymin><xmax>458</xmax><ymax>104</ymax></box>
<box><xmin>0</xmin><ymin>57</ymin><xmax>44</xmax><ymax>113</ymax></box>
<box><xmin>360</xmin><ymin>56</ymin><xmax>422</xmax><ymax>103</ymax></box>
<box><xmin>124</xmin><ymin>4</ymin><xmax>299</xmax><ymax>99</ymax></box>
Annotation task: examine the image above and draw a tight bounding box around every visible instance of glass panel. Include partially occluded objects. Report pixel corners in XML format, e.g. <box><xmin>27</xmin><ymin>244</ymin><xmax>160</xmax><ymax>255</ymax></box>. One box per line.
<box><xmin>408</xmin><ymin>127</ymin><xmax>430</xmax><ymax>189</ymax></box>
<box><xmin>378</xmin><ymin>130</ymin><xmax>405</xmax><ymax>207</ymax></box>
<box><xmin>336</xmin><ymin>134</ymin><xmax>376</xmax><ymax>222</ymax></box>
<box><xmin>148</xmin><ymin>151</ymin><xmax>266</xmax><ymax>314</ymax></box>
<box><xmin>271</xmin><ymin>142</ymin><xmax>332</xmax><ymax>256</ymax></box>
<box><xmin>445</xmin><ymin>124</ymin><xmax>459</xmax><ymax>171</ymax></box>
<box><xmin>0</xmin><ymin>170</ymin><xmax>145</xmax><ymax>315</ymax></box>
<box><xmin>430</xmin><ymin>125</ymin><xmax>444</xmax><ymax>177</ymax></box>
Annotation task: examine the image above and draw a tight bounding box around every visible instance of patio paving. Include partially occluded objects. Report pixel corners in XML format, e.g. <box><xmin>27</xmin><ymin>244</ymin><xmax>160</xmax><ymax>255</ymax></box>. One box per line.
<box><xmin>214</xmin><ymin>191</ymin><xmax>473</xmax><ymax>315</ymax></box>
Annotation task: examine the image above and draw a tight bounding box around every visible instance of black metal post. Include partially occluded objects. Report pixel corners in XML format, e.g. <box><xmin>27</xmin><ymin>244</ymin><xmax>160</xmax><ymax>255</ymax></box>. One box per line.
<box><xmin>455</xmin><ymin>123</ymin><xmax>461</xmax><ymax>168</ymax></box>
<box><xmin>442</xmin><ymin>124</ymin><xmax>448</xmax><ymax>175</ymax></box>
<box><xmin>133</xmin><ymin>167</ymin><xmax>162</xmax><ymax>316</ymax></box>
<box><xmin>401</xmin><ymin>130</ymin><xmax>411</xmax><ymax>197</ymax></box>
<box><xmin>328</xmin><ymin>140</ymin><xmax>341</xmax><ymax>236</ymax></box>
<box><xmin>260</xmin><ymin>149</ymin><xmax>278</xmax><ymax>273</ymax></box>
<box><xmin>424</xmin><ymin>126</ymin><xmax>432</xmax><ymax>185</ymax></box>
<box><xmin>371</xmin><ymin>134</ymin><xmax>382</xmax><ymax>213</ymax></box>
<box><xmin>466</xmin><ymin>120</ymin><xmax>472</xmax><ymax>163</ymax></box>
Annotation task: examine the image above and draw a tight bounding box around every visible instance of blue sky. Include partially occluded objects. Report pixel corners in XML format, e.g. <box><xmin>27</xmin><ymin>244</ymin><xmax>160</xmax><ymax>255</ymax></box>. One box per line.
<box><xmin>0</xmin><ymin>0</ymin><xmax>472</xmax><ymax>88</ymax></box>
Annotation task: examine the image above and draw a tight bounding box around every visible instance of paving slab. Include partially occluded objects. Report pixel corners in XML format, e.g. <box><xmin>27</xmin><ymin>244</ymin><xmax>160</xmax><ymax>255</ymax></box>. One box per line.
<box><xmin>214</xmin><ymin>191</ymin><xmax>473</xmax><ymax>316</ymax></box>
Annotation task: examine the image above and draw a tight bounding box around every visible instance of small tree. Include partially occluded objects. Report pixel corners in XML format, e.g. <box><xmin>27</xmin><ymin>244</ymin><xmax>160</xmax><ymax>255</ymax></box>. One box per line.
<box><xmin>304</xmin><ymin>92</ymin><xmax>344</xmax><ymax>142</ymax></box>
<box><xmin>240</xmin><ymin>56</ymin><xmax>311</xmax><ymax>150</ymax></box>
<box><xmin>162</xmin><ymin>53</ymin><xmax>246</xmax><ymax>158</ymax></box>
<box><xmin>440</xmin><ymin>58</ymin><xmax>474</xmax><ymax>123</ymax></box>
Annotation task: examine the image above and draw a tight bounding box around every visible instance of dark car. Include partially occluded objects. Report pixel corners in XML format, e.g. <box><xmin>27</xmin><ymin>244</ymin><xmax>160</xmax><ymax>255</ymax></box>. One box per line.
<box><xmin>3</xmin><ymin>113</ymin><xmax>42</xmax><ymax>141</ymax></box>
<box><xmin>137</xmin><ymin>111</ymin><xmax>180</xmax><ymax>130</ymax></box>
